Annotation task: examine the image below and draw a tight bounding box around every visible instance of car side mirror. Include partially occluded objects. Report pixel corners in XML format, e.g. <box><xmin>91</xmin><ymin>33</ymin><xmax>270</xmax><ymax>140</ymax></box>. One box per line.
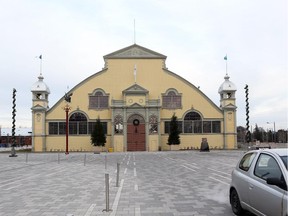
<box><xmin>267</xmin><ymin>177</ymin><xmax>287</xmax><ymax>191</ymax></box>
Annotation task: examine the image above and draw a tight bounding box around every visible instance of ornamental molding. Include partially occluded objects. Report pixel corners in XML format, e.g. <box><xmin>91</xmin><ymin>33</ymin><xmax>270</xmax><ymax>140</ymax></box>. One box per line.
<box><xmin>129</xmin><ymin>103</ymin><xmax>142</xmax><ymax>108</ymax></box>
<box><xmin>123</xmin><ymin>84</ymin><xmax>149</xmax><ymax>95</ymax></box>
<box><xmin>31</xmin><ymin>104</ymin><xmax>46</xmax><ymax>111</ymax></box>
<box><xmin>113</xmin><ymin>47</ymin><xmax>158</xmax><ymax>58</ymax></box>
<box><xmin>104</xmin><ymin>44</ymin><xmax>166</xmax><ymax>59</ymax></box>
<box><xmin>223</xmin><ymin>103</ymin><xmax>237</xmax><ymax>110</ymax></box>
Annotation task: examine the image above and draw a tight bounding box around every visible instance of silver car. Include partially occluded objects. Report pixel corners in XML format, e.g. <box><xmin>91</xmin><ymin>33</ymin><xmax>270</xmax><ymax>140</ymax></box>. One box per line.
<box><xmin>230</xmin><ymin>148</ymin><xmax>288</xmax><ymax>216</ymax></box>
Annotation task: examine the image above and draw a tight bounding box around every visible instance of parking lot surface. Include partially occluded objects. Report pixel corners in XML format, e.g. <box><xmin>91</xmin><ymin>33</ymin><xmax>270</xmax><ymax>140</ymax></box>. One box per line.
<box><xmin>0</xmin><ymin>150</ymin><xmax>246</xmax><ymax>216</ymax></box>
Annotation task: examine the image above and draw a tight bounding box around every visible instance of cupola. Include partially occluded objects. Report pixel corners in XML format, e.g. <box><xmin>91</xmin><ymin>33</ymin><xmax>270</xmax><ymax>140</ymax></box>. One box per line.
<box><xmin>218</xmin><ymin>73</ymin><xmax>237</xmax><ymax>100</ymax></box>
<box><xmin>31</xmin><ymin>73</ymin><xmax>50</xmax><ymax>100</ymax></box>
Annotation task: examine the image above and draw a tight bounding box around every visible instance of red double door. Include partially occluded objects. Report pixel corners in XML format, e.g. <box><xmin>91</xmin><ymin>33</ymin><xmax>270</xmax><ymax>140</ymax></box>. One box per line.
<box><xmin>127</xmin><ymin>119</ymin><xmax>146</xmax><ymax>151</ymax></box>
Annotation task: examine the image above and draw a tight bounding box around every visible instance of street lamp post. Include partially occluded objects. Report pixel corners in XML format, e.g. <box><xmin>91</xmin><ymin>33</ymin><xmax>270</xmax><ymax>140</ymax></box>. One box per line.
<box><xmin>267</xmin><ymin>122</ymin><xmax>276</xmax><ymax>143</ymax></box>
<box><xmin>63</xmin><ymin>92</ymin><xmax>72</xmax><ymax>155</ymax></box>
<box><xmin>63</xmin><ymin>104</ymin><xmax>71</xmax><ymax>155</ymax></box>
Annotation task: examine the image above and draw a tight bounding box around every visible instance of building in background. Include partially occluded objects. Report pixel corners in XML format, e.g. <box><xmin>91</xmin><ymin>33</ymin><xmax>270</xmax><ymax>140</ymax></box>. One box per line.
<box><xmin>31</xmin><ymin>44</ymin><xmax>237</xmax><ymax>152</ymax></box>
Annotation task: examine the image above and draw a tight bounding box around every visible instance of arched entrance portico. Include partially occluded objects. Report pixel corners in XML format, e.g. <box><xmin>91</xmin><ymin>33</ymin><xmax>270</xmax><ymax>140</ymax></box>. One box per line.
<box><xmin>127</xmin><ymin>114</ymin><xmax>146</xmax><ymax>151</ymax></box>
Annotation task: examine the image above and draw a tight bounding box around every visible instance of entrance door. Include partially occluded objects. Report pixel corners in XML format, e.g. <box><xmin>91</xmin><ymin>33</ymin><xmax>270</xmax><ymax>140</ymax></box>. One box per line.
<box><xmin>127</xmin><ymin>115</ymin><xmax>145</xmax><ymax>151</ymax></box>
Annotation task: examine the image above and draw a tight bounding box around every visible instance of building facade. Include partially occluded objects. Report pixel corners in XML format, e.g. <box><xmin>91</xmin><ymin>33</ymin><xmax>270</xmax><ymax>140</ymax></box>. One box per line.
<box><xmin>31</xmin><ymin>44</ymin><xmax>237</xmax><ymax>152</ymax></box>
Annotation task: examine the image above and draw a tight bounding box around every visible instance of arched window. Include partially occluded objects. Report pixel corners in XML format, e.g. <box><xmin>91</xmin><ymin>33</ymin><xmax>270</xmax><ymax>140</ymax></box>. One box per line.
<box><xmin>69</xmin><ymin>112</ymin><xmax>87</xmax><ymax>121</ymax></box>
<box><xmin>162</xmin><ymin>89</ymin><xmax>182</xmax><ymax>109</ymax></box>
<box><xmin>48</xmin><ymin>112</ymin><xmax>108</xmax><ymax>135</ymax></box>
<box><xmin>163</xmin><ymin>111</ymin><xmax>221</xmax><ymax>134</ymax></box>
<box><xmin>184</xmin><ymin>112</ymin><xmax>201</xmax><ymax>120</ymax></box>
<box><xmin>149</xmin><ymin>115</ymin><xmax>158</xmax><ymax>134</ymax></box>
<box><xmin>184</xmin><ymin>111</ymin><xmax>202</xmax><ymax>133</ymax></box>
<box><xmin>114</xmin><ymin>115</ymin><xmax>123</xmax><ymax>134</ymax></box>
<box><xmin>69</xmin><ymin>112</ymin><xmax>87</xmax><ymax>135</ymax></box>
<box><xmin>89</xmin><ymin>89</ymin><xmax>109</xmax><ymax>109</ymax></box>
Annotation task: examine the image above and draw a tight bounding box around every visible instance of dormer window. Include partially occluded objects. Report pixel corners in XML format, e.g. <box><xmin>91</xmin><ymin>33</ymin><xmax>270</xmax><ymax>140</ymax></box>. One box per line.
<box><xmin>89</xmin><ymin>89</ymin><xmax>109</xmax><ymax>109</ymax></box>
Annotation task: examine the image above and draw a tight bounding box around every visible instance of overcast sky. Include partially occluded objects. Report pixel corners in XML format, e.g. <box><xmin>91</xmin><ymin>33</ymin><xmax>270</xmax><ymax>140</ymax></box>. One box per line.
<box><xmin>0</xmin><ymin>0</ymin><xmax>287</xmax><ymax>134</ymax></box>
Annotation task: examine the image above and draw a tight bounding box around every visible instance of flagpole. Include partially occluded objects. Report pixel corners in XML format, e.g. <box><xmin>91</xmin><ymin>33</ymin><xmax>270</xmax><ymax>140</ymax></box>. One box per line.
<box><xmin>39</xmin><ymin>55</ymin><xmax>42</xmax><ymax>75</ymax></box>
<box><xmin>225</xmin><ymin>54</ymin><xmax>227</xmax><ymax>75</ymax></box>
<box><xmin>224</xmin><ymin>54</ymin><xmax>228</xmax><ymax>75</ymax></box>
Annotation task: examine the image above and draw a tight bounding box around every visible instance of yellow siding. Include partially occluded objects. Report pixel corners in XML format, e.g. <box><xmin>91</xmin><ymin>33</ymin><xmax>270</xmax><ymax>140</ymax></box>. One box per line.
<box><xmin>34</xmin><ymin>137</ymin><xmax>43</xmax><ymax>152</ymax></box>
<box><xmin>46</xmin><ymin>136</ymin><xmax>111</xmax><ymax>152</ymax></box>
<box><xmin>226</xmin><ymin>135</ymin><xmax>236</xmax><ymax>149</ymax></box>
<box><xmin>46</xmin><ymin>58</ymin><xmax>222</xmax><ymax>122</ymax></box>
<box><xmin>161</xmin><ymin>134</ymin><xmax>224</xmax><ymax>150</ymax></box>
<box><xmin>114</xmin><ymin>136</ymin><xmax>124</xmax><ymax>152</ymax></box>
<box><xmin>148</xmin><ymin>135</ymin><xmax>159</xmax><ymax>151</ymax></box>
<box><xmin>226</xmin><ymin>112</ymin><xmax>235</xmax><ymax>133</ymax></box>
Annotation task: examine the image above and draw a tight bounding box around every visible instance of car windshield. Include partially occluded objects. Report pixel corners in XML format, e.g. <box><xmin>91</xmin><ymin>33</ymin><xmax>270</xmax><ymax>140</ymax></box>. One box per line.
<box><xmin>281</xmin><ymin>156</ymin><xmax>288</xmax><ymax>170</ymax></box>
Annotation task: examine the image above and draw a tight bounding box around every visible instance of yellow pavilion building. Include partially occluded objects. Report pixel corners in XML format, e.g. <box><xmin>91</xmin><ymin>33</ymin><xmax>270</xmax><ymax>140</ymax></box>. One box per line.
<box><xmin>31</xmin><ymin>44</ymin><xmax>237</xmax><ymax>152</ymax></box>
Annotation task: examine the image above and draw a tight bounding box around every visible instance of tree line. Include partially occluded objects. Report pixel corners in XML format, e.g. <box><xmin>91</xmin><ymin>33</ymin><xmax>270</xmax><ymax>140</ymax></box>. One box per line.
<box><xmin>237</xmin><ymin>125</ymin><xmax>288</xmax><ymax>143</ymax></box>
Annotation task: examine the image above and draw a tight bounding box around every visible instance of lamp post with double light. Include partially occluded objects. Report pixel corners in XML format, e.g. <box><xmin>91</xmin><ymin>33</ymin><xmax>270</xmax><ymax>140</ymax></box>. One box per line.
<box><xmin>63</xmin><ymin>92</ymin><xmax>73</xmax><ymax>155</ymax></box>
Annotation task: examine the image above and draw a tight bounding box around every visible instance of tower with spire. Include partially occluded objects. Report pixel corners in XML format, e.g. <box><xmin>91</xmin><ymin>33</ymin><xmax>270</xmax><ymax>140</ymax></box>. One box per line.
<box><xmin>218</xmin><ymin>73</ymin><xmax>237</xmax><ymax>149</ymax></box>
<box><xmin>31</xmin><ymin>73</ymin><xmax>50</xmax><ymax>152</ymax></box>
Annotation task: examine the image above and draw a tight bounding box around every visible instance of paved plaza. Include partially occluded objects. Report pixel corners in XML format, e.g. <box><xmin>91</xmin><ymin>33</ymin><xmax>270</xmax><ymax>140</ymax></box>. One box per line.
<box><xmin>0</xmin><ymin>150</ymin><xmax>249</xmax><ymax>216</ymax></box>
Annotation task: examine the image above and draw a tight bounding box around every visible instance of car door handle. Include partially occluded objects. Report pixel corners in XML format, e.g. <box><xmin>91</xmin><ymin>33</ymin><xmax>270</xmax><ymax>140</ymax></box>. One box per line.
<box><xmin>249</xmin><ymin>184</ymin><xmax>254</xmax><ymax>190</ymax></box>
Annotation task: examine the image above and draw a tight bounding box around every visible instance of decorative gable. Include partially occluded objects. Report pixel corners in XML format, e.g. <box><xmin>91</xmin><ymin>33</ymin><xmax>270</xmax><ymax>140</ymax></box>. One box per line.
<box><xmin>222</xmin><ymin>103</ymin><xmax>237</xmax><ymax>110</ymax></box>
<box><xmin>31</xmin><ymin>104</ymin><xmax>47</xmax><ymax>111</ymax></box>
<box><xmin>130</xmin><ymin>103</ymin><xmax>143</xmax><ymax>108</ymax></box>
<box><xmin>123</xmin><ymin>84</ymin><xmax>149</xmax><ymax>95</ymax></box>
<box><xmin>104</xmin><ymin>44</ymin><xmax>167</xmax><ymax>59</ymax></box>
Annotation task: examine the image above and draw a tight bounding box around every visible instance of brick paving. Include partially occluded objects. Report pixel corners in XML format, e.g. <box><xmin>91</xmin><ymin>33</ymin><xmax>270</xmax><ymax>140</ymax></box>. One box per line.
<box><xmin>0</xmin><ymin>150</ymin><xmax>248</xmax><ymax>216</ymax></box>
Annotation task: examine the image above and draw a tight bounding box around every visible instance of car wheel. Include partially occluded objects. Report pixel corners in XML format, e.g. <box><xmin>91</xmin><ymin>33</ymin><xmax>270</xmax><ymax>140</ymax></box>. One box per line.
<box><xmin>230</xmin><ymin>189</ymin><xmax>243</xmax><ymax>215</ymax></box>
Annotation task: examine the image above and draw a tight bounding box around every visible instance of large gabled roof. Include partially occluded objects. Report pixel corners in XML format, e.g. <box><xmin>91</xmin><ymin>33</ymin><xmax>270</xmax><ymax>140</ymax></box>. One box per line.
<box><xmin>103</xmin><ymin>44</ymin><xmax>167</xmax><ymax>59</ymax></box>
<box><xmin>47</xmin><ymin>44</ymin><xmax>223</xmax><ymax>115</ymax></box>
